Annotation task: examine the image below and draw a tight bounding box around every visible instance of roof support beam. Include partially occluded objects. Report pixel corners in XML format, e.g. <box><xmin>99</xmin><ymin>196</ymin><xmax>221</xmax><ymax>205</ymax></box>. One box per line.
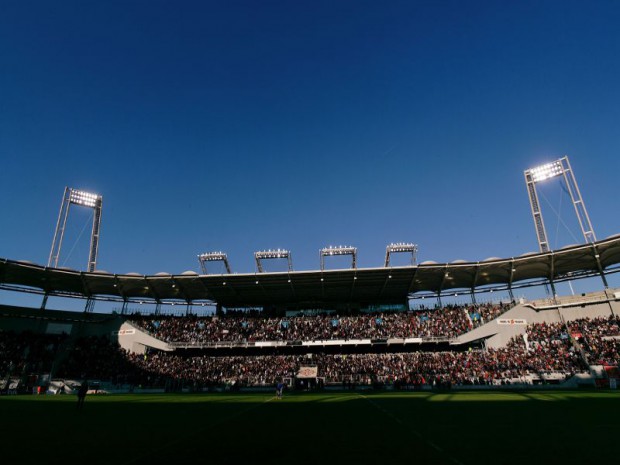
<box><xmin>287</xmin><ymin>273</ymin><xmax>297</xmax><ymax>300</ymax></box>
<box><xmin>438</xmin><ymin>267</ymin><xmax>450</xmax><ymax>295</ymax></box>
<box><xmin>195</xmin><ymin>277</ymin><xmax>214</xmax><ymax>302</ymax></box>
<box><xmin>79</xmin><ymin>272</ymin><xmax>93</xmax><ymax>299</ymax></box>
<box><xmin>378</xmin><ymin>273</ymin><xmax>392</xmax><ymax>299</ymax></box>
<box><xmin>406</xmin><ymin>267</ymin><xmax>420</xmax><ymax>295</ymax></box>
<box><xmin>40</xmin><ymin>293</ymin><xmax>49</xmax><ymax>310</ymax></box>
<box><xmin>592</xmin><ymin>244</ymin><xmax>609</xmax><ymax>288</ymax></box>
<box><xmin>171</xmin><ymin>277</ymin><xmax>191</xmax><ymax>304</ymax></box>
<box><xmin>84</xmin><ymin>298</ymin><xmax>95</xmax><ymax>313</ymax></box>
<box><xmin>470</xmin><ymin>264</ymin><xmax>482</xmax><ymax>305</ymax></box>
<box><xmin>508</xmin><ymin>260</ymin><xmax>516</xmax><ymax>302</ymax></box>
<box><xmin>143</xmin><ymin>278</ymin><xmax>161</xmax><ymax>306</ymax></box>
<box><xmin>349</xmin><ymin>274</ymin><xmax>358</xmax><ymax>302</ymax></box>
<box><xmin>548</xmin><ymin>253</ymin><xmax>558</xmax><ymax>303</ymax></box>
<box><xmin>114</xmin><ymin>275</ymin><xmax>128</xmax><ymax>301</ymax></box>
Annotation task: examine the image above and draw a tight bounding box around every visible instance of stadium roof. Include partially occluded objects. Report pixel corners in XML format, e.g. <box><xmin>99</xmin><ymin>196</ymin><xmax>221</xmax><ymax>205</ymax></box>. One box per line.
<box><xmin>2</xmin><ymin>235</ymin><xmax>620</xmax><ymax>307</ymax></box>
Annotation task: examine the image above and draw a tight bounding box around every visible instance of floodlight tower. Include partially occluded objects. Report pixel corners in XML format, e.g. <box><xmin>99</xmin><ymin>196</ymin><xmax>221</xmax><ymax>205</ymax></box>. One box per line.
<box><xmin>320</xmin><ymin>246</ymin><xmax>357</xmax><ymax>271</ymax></box>
<box><xmin>255</xmin><ymin>249</ymin><xmax>292</xmax><ymax>273</ymax></box>
<box><xmin>48</xmin><ymin>187</ymin><xmax>103</xmax><ymax>272</ymax></box>
<box><xmin>524</xmin><ymin>156</ymin><xmax>596</xmax><ymax>253</ymax></box>
<box><xmin>385</xmin><ymin>243</ymin><xmax>418</xmax><ymax>267</ymax></box>
<box><xmin>198</xmin><ymin>252</ymin><xmax>231</xmax><ymax>274</ymax></box>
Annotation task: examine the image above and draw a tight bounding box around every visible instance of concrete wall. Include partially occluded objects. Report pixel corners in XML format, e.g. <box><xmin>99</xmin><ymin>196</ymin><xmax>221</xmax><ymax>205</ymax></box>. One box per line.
<box><xmin>558</xmin><ymin>302</ymin><xmax>615</xmax><ymax>321</ymax></box>
<box><xmin>456</xmin><ymin>304</ymin><xmax>560</xmax><ymax>348</ymax></box>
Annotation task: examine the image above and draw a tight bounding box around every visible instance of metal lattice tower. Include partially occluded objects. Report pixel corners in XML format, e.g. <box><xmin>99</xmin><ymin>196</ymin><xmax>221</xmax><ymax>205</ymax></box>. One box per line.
<box><xmin>48</xmin><ymin>187</ymin><xmax>103</xmax><ymax>272</ymax></box>
<box><xmin>524</xmin><ymin>156</ymin><xmax>596</xmax><ymax>253</ymax></box>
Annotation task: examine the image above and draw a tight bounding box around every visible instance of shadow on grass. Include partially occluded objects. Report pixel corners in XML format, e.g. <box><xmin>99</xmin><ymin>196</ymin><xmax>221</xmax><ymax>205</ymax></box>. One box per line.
<box><xmin>1</xmin><ymin>391</ymin><xmax>618</xmax><ymax>465</ymax></box>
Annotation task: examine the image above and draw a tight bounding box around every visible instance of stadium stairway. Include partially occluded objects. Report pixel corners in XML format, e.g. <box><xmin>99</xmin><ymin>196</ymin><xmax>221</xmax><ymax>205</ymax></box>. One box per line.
<box><xmin>116</xmin><ymin>320</ymin><xmax>173</xmax><ymax>354</ymax></box>
<box><xmin>455</xmin><ymin>303</ymin><xmax>562</xmax><ymax>348</ymax></box>
<box><xmin>458</xmin><ymin>291</ymin><xmax>619</xmax><ymax>349</ymax></box>
<box><xmin>455</xmin><ymin>301</ymin><xmax>608</xmax><ymax>387</ymax></box>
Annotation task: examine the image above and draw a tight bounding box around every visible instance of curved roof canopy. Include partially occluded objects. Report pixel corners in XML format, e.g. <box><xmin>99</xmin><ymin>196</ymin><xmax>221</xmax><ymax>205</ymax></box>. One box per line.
<box><xmin>2</xmin><ymin>236</ymin><xmax>620</xmax><ymax>307</ymax></box>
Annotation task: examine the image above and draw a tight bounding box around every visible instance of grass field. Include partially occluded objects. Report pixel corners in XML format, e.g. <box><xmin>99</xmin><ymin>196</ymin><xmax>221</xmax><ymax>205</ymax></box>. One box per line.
<box><xmin>1</xmin><ymin>390</ymin><xmax>619</xmax><ymax>464</ymax></box>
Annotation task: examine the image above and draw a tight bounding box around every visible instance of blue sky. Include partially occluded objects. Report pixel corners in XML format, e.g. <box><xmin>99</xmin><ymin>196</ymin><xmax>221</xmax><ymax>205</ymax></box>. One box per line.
<box><xmin>2</xmin><ymin>0</ymin><xmax>620</xmax><ymax>294</ymax></box>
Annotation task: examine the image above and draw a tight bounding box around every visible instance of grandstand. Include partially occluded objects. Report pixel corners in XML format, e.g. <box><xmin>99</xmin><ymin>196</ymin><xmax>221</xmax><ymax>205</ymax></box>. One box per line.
<box><xmin>1</xmin><ymin>158</ymin><xmax>620</xmax><ymax>394</ymax></box>
<box><xmin>1</xmin><ymin>254</ymin><xmax>620</xmax><ymax>393</ymax></box>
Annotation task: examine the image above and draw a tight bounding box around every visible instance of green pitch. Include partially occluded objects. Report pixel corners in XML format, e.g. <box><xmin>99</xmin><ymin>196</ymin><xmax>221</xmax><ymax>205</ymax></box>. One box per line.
<box><xmin>1</xmin><ymin>391</ymin><xmax>619</xmax><ymax>464</ymax></box>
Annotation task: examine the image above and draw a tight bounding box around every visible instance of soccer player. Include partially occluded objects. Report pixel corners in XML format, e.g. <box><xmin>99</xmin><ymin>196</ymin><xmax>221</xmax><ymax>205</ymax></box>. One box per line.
<box><xmin>76</xmin><ymin>380</ymin><xmax>89</xmax><ymax>410</ymax></box>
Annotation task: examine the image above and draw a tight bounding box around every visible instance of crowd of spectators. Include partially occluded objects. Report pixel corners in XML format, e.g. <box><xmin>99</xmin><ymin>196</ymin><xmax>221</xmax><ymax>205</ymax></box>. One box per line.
<box><xmin>129</xmin><ymin>302</ymin><xmax>512</xmax><ymax>344</ymax></box>
<box><xmin>56</xmin><ymin>335</ymin><xmax>142</xmax><ymax>384</ymax></box>
<box><xmin>127</xmin><ymin>320</ymin><xmax>585</xmax><ymax>386</ymax></box>
<box><xmin>0</xmin><ymin>330</ymin><xmax>66</xmax><ymax>378</ymax></box>
<box><xmin>567</xmin><ymin>315</ymin><xmax>620</xmax><ymax>366</ymax></box>
<box><xmin>468</xmin><ymin>302</ymin><xmax>510</xmax><ymax>329</ymax></box>
<box><xmin>506</xmin><ymin>321</ymin><xmax>587</xmax><ymax>374</ymax></box>
<box><xmin>51</xmin><ymin>319</ymin><xmax>587</xmax><ymax>388</ymax></box>
<box><xmin>126</xmin><ymin>353</ymin><xmax>299</xmax><ymax>387</ymax></box>
<box><xmin>6</xmin><ymin>313</ymin><xmax>614</xmax><ymax>389</ymax></box>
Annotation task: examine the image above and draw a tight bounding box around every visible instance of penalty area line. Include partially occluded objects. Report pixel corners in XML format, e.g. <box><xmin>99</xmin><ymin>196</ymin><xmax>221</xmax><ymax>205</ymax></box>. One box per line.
<box><xmin>359</xmin><ymin>394</ymin><xmax>465</xmax><ymax>465</ymax></box>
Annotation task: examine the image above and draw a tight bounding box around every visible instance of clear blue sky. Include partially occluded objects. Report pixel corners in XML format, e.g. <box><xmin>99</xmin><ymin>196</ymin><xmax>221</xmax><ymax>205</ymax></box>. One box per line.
<box><xmin>1</xmin><ymin>0</ymin><xmax>620</xmax><ymax>286</ymax></box>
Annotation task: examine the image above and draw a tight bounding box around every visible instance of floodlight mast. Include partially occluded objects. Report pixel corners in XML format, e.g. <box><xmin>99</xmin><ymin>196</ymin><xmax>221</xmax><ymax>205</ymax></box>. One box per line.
<box><xmin>254</xmin><ymin>249</ymin><xmax>292</xmax><ymax>273</ymax></box>
<box><xmin>524</xmin><ymin>156</ymin><xmax>596</xmax><ymax>253</ymax></box>
<box><xmin>320</xmin><ymin>246</ymin><xmax>357</xmax><ymax>271</ymax></box>
<box><xmin>385</xmin><ymin>243</ymin><xmax>418</xmax><ymax>267</ymax></box>
<box><xmin>560</xmin><ymin>157</ymin><xmax>596</xmax><ymax>244</ymax></box>
<box><xmin>48</xmin><ymin>187</ymin><xmax>103</xmax><ymax>272</ymax></box>
<box><xmin>198</xmin><ymin>252</ymin><xmax>231</xmax><ymax>274</ymax></box>
<box><xmin>524</xmin><ymin>169</ymin><xmax>550</xmax><ymax>252</ymax></box>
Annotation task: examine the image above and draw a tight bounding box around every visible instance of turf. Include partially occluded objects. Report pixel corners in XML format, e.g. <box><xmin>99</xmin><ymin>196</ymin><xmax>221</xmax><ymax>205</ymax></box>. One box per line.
<box><xmin>1</xmin><ymin>390</ymin><xmax>619</xmax><ymax>465</ymax></box>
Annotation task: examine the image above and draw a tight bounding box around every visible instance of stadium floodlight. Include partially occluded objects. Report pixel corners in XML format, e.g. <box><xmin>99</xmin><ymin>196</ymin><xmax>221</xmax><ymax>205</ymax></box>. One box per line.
<box><xmin>385</xmin><ymin>243</ymin><xmax>418</xmax><ymax>267</ymax></box>
<box><xmin>320</xmin><ymin>245</ymin><xmax>357</xmax><ymax>270</ymax></box>
<box><xmin>198</xmin><ymin>252</ymin><xmax>231</xmax><ymax>274</ymax></box>
<box><xmin>524</xmin><ymin>156</ymin><xmax>596</xmax><ymax>253</ymax></box>
<box><xmin>254</xmin><ymin>249</ymin><xmax>292</xmax><ymax>273</ymax></box>
<box><xmin>69</xmin><ymin>189</ymin><xmax>100</xmax><ymax>208</ymax></box>
<box><xmin>528</xmin><ymin>160</ymin><xmax>563</xmax><ymax>183</ymax></box>
<box><xmin>48</xmin><ymin>187</ymin><xmax>103</xmax><ymax>273</ymax></box>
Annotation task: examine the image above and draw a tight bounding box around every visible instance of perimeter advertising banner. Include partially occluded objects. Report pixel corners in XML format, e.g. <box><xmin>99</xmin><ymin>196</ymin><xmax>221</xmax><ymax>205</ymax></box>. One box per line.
<box><xmin>112</xmin><ymin>329</ymin><xmax>136</xmax><ymax>336</ymax></box>
<box><xmin>497</xmin><ymin>319</ymin><xmax>527</xmax><ymax>325</ymax></box>
<box><xmin>297</xmin><ymin>366</ymin><xmax>318</xmax><ymax>378</ymax></box>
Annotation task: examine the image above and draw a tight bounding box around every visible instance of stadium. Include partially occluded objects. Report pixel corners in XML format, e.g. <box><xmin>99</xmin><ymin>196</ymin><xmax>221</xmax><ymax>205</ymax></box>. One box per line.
<box><xmin>2</xmin><ymin>158</ymin><xmax>620</xmax><ymax>464</ymax></box>
<box><xmin>3</xmin><ymin>3</ymin><xmax>620</xmax><ymax>464</ymax></box>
